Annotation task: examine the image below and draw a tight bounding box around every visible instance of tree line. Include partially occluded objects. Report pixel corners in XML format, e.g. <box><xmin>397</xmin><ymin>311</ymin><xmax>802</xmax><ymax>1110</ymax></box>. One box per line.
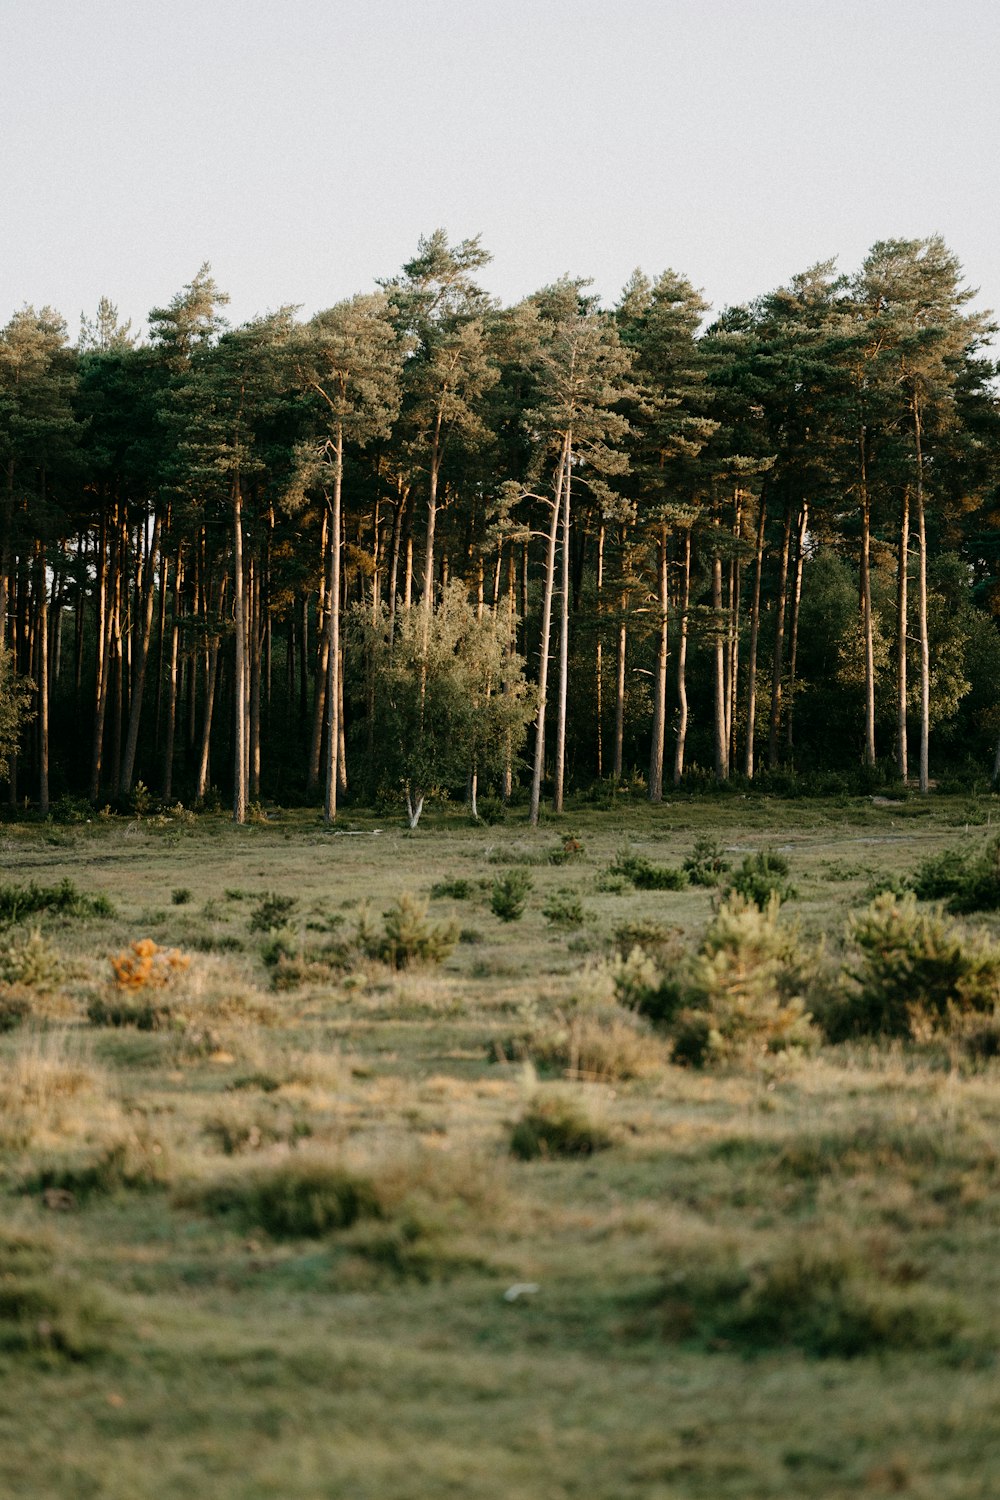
<box><xmin>2</xmin><ymin>230</ymin><xmax>999</xmax><ymax>824</ymax></box>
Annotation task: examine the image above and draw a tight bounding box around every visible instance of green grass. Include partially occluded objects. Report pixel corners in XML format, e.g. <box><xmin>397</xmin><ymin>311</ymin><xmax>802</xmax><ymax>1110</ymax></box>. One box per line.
<box><xmin>1</xmin><ymin>794</ymin><xmax>999</xmax><ymax>1497</ymax></box>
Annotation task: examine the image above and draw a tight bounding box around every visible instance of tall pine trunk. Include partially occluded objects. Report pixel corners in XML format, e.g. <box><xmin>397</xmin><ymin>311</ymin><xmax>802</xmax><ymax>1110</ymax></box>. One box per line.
<box><xmin>897</xmin><ymin>487</ymin><xmax>909</xmax><ymax>780</ymax></box>
<box><xmin>649</xmin><ymin>521</ymin><xmax>668</xmax><ymax>801</ymax></box>
<box><xmin>552</xmin><ymin>436</ymin><xmax>572</xmax><ymax>815</ymax></box>
<box><xmin>767</xmin><ymin>503</ymin><xmax>793</xmax><ymax>770</ymax></box>
<box><xmin>672</xmin><ymin>529</ymin><xmax>691</xmax><ymax>785</ymax></box>
<box><xmin>530</xmin><ymin>435</ymin><xmax>569</xmax><ymax>826</ymax></box>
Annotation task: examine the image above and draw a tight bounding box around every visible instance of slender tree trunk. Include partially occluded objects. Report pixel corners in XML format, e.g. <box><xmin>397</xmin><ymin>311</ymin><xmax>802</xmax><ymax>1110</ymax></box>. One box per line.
<box><xmin>530</xmin><ymin>435</ymin><xmax>569</xmax><ymax>826</ymax></box>
<box><xmin>672</xmin><ymin>529</ymin><xmax>692</xmax><ymax>785</ymax></box>
<box><xmin>233</xmin><ymin>483</ymin><xmax>247</xmax><ymax>824</ymax></box>
<box><xmin>712</xmin><ymin>538</ymin><xmax>728</xmax><ymax>781</ymax></box>
<box><xmin>249</xmin><ymin>555</ymin><xmax>261</xmax><ymax>798</ymax></box>
<box><xmin>859</xmin><ymin>428</ymin><xmax>876</xmax><ymax>767</ymax></box>
<box><xmin>785</xmin><ymin>501</ymin><xmax>808</xmax><ymax>757</ymax></box>
<box><xmin>897</xmin><ymin>487</ymin><xmax>909</xmax><ymax>781</ymax></box>
<box><xmin>307</xmin><ymin>506</ymin><xmax>330</xmax><ymax>795</ymax></box>
<box><xmin>613</xmin><ymin>591</ymin><xmax>627</xmax><ymax>782</ymax></box>
<box><xmin>553</xmin><ymin>434</ymin><xmax>572</xmax><ymax>813</ymax></box>
<box><xmin>649</xmin><ymin>521</ymin><xmax>669</xmax><ymax>802</ymax></box>
<box><xmin>324</xmin><ymin>426</ymin><xmax>343</xmax><ymax>822</ymax></box>
<box><xmin>196</xmin><ymin>637</ymin><xmax>220</xmax><ymax>801</ymax></box>
<box><xmin>162</xmin><ymin>552</ymin><xmax>182</xmax><ymax>800</ymax></box>
<box><xmin>767</xmin><ymin>502</ymin><xmax>793</xmax><ymax>770</ymax></box>
<box><xmin>744</xmin><ymin>497</ymin><xmax>766</xmax><ymax>779</ymax></box>
<box><xmin>422</xmin><ymin>415</ymin><xmax>443</xmax><ymax>612</ymax></box>
<box><xmin>36</xmin><ymin>540</ymin><xmax>49</xmax><ymax>814</ymax></box>
<box><xmin>595</xmin><ymin>521</ymin><xmax>605</xmax><ymax>779</ymax></box>
<box><xmin>120</xmin><ymin>513</ymin><xmax>162</xmax><ymax>795</ymax></box>
<box><xmin>914</xmin><ymin>404</ymin><xmax>930</xmax><ymax>793</ymax></box>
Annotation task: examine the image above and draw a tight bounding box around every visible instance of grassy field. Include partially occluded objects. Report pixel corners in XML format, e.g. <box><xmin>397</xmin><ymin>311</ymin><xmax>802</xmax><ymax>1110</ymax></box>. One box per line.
<box><xmin>1</xmin><ymin>792</ymin><xmax>999</xmax><ymax>1499</ymax></box>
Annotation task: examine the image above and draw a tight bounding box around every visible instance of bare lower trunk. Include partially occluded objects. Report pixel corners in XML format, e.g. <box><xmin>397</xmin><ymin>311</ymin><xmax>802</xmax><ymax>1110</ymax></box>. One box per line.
<box><xmin>405</xmin><ymin>786</ymin><xmax>425</xmax><ymax>829</ymax></box>
<box><xmin>648</xmin><ymin>522</ymin><xmax>668</xmax><ymax>802</ymax></box>
<box><xmin>767</xmin><ymin>503</ymin><xmax>793</xmax><ymax>770</ymax></box>
<box><xmin>120</xmin><ymin>513</ymin><xmax>162</xmax><ymax>795</ymax></box>
<box><xmin>37</xmin><ymin>542</ymin><xmax>49</xmax><ymax>814</ymax></box>
<box><xmin>324</xmin><ymin>428</ymin><xmax>343</xmax><ymax>822</ymax></box>
<box><xmin>744</xmin><ymin>497</ymin><xmax>766</xmax><ymax>778</ymax></box>
<box><xmin>785</xmin><ymin>501</ymin><xmax>808</xmax><ymax>757</ymax></box>
<box><xmin>859</xmin><ymin>428</ymin><xmax>876</xmax><ymax>767</ymax></box>
<box><xmin>613</xmin><ymin>596</ymin><xmax>626</xmax><ymax>782</ymax></box>
<box><xmin>553</xmin><ymin>436</ymin><xmax>572</xmax><ymax>813</ymax></box>
<box><xmin>233</xmin><ymin>485</ymin><xmax>247</xmax><ymax>824</ymax></box>
<box><xmin>530</xmin><ymin>436</ymin><xmax>569</xmax><ymax>826</ymax></box>
<box><xmin>915</xmin><ymin>407</ymin><xmax>929</xmax><ymax>793</ymax></box>
<box><xmin>672</xmin><ymin>529</ymin><xmax>691</xmax><ymax>785</ymax></box>
<box><xmin>595</xmin><ymin>522</ymin><xmax>604</xmax><ymax>779</ymax></box>
<box><xmin>712</xmin><ymin>543</ymin><xmax>728</xmax><ymax>781</ymax></box>
<box><xmin>897</xmin><ymin>488</ymin><xmax>909</xmax><ymax>780</ymax></box>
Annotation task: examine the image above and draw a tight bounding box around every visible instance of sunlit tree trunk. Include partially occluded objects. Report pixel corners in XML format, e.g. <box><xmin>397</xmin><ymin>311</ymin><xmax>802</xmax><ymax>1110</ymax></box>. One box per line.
<box><xmin>767</xmin><ymin>503</ymin><xmax>793</xmax><ymax>770</ymax></box>
<box><xmin>649</xmin><ymin>521</ymin><xmax>668</xmax><ymax>802</ymax></box>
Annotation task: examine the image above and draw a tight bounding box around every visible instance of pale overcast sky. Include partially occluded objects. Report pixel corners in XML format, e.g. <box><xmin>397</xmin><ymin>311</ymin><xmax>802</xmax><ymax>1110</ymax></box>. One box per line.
<box><xmin>2</xmin><ymin>0</ymin><xmax>998</xmax><ymax>336</ymax></box>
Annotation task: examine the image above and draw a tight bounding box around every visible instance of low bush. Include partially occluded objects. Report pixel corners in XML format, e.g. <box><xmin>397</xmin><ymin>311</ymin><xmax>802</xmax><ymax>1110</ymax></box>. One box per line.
<box><xmin>87</xmin><ymin>994</ymin><xmax>174</xmax><ymax>1030</ymax></box>
<box><xmin>616</xmin><ymin>897</ymin><xmax>817</xmax><ymax>1065</ymax></box>
<box><xmin>510</xmin><ymin>1094</ymin><xmax>613</xmax><ymax>1160</ymax></box>
<box><xmin>913</xmin><ymin>835</ymin><xmax>1000</xmax><ymax>913</ymax></box>
<box><xmin>490</xmin><ymin>870</ymin><xmax>533</xmax><ymax>922</ymax></box>
<box><xmin>359</xmin><ymin>893</ymin><xmax>457</xmax><ymax>968</ymax></box>
<box><xmin>612</xmin><ymin>849</ymin><xmax>688</xmax><ymax>891</ymax></box>
<box><xmin>28</xmin><ymin>1127</ymin><xmax>172</xmax><ymax>1199</ymax></box>
<box><xmin>652</xmin><ymin>1235</ymin><xmax>965</xmax><ymax>1357</ymax></box>
<box><xmin>0</xmin><ymin>878</ymin><xmax>113</xmax><ymax>925</ymax></box>
<box><xmin>0</xmin><ymin>928</ymin><xmax>61</xmax><ymax>990</ymax></box>
<box><xmin>193</xmin><ymin>1159</ymin><xmax>384</xmax><ymax>1238</ymax></box>
<box><xmin>683</xmin><ymin>836</ymin><xmax>730</xmax><ymax>887</ymax></box>
<box><xmin>830</xmin><ymin>892</ymin><xmax>1000</xmax><ymax>1040</ymax></box>
<box><xmin>249</xmin><ymin>892</ymin><xmax>298</xmax><ymax>932</ymax></box>
<box><xmin>171</xmin><ymin>887</ymin><xmax>193</xmax><ymax>906</ymax></box>
<box><xmin>542</xmin><ymin>892</ymin><xmax>586</xmax><ymax>929</ymax></box>
<box><xmin>108</xmin><ymin>939</ymin><xmax>190</xmax><ymax>991</ymax></box>
<box><xmin>726</xmin><ymin>850</ymin><xmax>795</xmax><ymax>907</ymax></box>
<box><xmin>430</xmin><ymin>878</ymin><xmax>474</xmax><ymax>900</ymax></box>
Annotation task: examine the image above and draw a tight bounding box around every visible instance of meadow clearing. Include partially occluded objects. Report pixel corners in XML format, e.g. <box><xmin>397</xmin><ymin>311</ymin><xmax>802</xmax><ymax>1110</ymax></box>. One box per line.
<box><xmin>0</xmin><ymin>791</ymin><xmax>998</xmax><ymax>1499</ymax></box>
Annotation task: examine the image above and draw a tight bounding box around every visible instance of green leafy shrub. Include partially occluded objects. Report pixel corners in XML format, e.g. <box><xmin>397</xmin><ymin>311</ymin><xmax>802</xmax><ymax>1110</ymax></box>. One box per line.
<box><xmin>726</xmin><ymin>850</ymin><xmax>795</xmax><ymax>907</ymax></box>
<box><xmin>360</xmin><ymin>893</ymin><xmax>457</xmax><ymax>968</ymax></box>
<box><xmin>830</xmin><ymin>892</ymin><xmax>1000</xmax><ymax>1040</ymax></box>
<box><xmin>429</xmin><ymin>878</ymin><xmax>473</xmax><ymax>900</ymax></box>
<box><xmin>0</xmin><ymin>879</ymin><xmax>112</xmax><ymax>925</ymax></box>
<box><xmin>249</xmin><ymin>892</ymin><xmax>298</xmax><ymax>932</ymax></box>
<box><xmin>171</xmin><ymin>887</ymin><xmax>192</xmax><ymax>906</ymax></box>
<box><xmin>490</xmin><ymin>870</ymin><xmax>533</xmax><ymax>922</ymax></box>
<box><xmin>612</xmin><ymin>849</ymin><xmax>688</xmax><ymax>891</ymax></box>
<box><xmin>683</xmin><ymin>836</ymin><xmax>730</xmax><ymax>887</ymax></box>
<box><xmin>542</xmin><ymin>893</ymin><xmax>585</xmax><ymax>929</ymax></box>
<box><xmin>681</xmin><ymin>896</ymin><xmax>816</xmax><ymax>1061</ymax></box>
<box><xmin>913</xmin><ymin>836</ymin><xmax>1000</xmax><ymax>913</ymax></box>
<box><xmin>617</xmin><ymin>897</ymin><xmax>817</xmax><ymax>1065</ymax></box>
<box><xmin>653</xmin><ymin>1236</ymin><xmax>965</xmax><ymax>1357</ymax></box>
<box><xmin>510</xmin><ymin>1094</ymin><xmax>612</xmax><ymax>1160</ymax></box>
<box><xmin>474</xmin><ymin>795</ymin><xmax>507</xmax><ymax>826</ymax></box>
<box><xmin>86</xmin><ymin>995</ymin><xmax>174</xmax><ymax>1031</ymax></box>
<box><xmin>0</xmin><ymin>929</ymin><xmax>61</xmax><ymax>990</ymax></box>
<box><xmin>193</xmin><ymin>1160</ymin><xmax>383</xmax><ymax>1238</ymax></box>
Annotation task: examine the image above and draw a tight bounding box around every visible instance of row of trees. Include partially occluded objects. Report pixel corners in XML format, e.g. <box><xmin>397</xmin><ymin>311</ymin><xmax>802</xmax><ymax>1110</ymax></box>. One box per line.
<box><xmin>2</xmin><ymin>232</ymin><xmax>999</xmax><ymax>823</ymax></box>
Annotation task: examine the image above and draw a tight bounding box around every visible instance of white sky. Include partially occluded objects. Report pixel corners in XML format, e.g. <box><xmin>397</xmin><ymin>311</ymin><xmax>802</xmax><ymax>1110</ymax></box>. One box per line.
<box><xmin>2</xmin><ymin>0</ymin><xmax>999</xmax><ymax>338</ymax></box>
